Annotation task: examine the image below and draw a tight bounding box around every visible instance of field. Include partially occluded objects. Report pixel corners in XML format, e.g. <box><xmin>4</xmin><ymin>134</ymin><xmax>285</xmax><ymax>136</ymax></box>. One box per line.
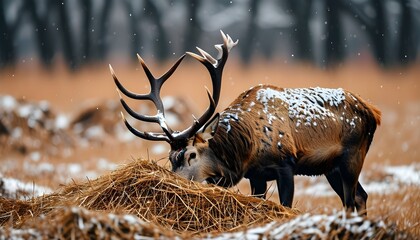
<box><xmin>0</xmin><ymin>59</ymin><xmax>419</xmax><ymax>238</ymax></box>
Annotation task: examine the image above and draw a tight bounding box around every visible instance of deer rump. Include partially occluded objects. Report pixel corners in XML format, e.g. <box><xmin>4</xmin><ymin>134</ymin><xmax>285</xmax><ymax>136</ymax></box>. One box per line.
<box><xmin>112</xmin><ymin>32</ymin><xmax>381</xmax><ymax>215</ymax></box>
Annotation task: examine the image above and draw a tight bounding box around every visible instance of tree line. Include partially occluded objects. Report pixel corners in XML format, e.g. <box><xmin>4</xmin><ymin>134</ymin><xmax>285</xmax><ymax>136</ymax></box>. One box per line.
<box><xmin>0</xmin><ymin>0</ymin><xmax>418</xmax><ymax>70</ymax></box>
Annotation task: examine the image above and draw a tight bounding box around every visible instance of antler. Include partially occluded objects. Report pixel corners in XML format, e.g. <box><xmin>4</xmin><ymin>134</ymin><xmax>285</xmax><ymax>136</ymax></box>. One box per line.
<box><xmin>174</xmin><ymin>30</ymin><xmax>238</xmax><ymax>140</ymax></box>
<box><xmin>110</xmin><ymin>54</ymin><xmax>185</xmax><ymax>143</ymax></box>
<box><xmin>111</xmin><ymin>31</ymin><xmax>238</xmax><ymax>149</ymax></box>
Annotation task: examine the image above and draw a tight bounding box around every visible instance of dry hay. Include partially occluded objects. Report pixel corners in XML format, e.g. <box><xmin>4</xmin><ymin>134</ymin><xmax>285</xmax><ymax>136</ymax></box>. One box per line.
<box><xmin>0</xmin><ymin>159</ymin><xmax>296</xmax><ymax>235</ymax></box>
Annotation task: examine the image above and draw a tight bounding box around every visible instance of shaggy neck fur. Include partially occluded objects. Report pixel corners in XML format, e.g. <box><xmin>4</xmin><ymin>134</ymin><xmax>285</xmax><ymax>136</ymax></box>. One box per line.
<box><xmin>208</xmin><ymin>117</ymin><xmax>254</xmax><ymax>187</ymax></box>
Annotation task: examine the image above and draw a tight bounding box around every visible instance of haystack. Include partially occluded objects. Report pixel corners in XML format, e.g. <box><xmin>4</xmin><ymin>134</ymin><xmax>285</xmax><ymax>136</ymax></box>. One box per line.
<box><xmin>0</xmin><ymin>159</ymin><xmax>297</xmax><ymax>235</ymax></box>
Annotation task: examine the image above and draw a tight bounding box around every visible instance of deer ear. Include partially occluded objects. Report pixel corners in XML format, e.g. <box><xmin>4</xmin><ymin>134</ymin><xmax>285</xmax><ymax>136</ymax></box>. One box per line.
<box><xmin>200</xmin><ymin>113</ymin><xmax>220</xmax><ymax>141</ymax></box>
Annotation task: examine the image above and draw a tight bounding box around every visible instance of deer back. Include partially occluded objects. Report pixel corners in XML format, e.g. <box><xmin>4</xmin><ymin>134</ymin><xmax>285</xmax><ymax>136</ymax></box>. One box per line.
<box><xmin>210</xmin><ymin>84</ymin><xmax>381</xmax><ymax>177</ymax></box>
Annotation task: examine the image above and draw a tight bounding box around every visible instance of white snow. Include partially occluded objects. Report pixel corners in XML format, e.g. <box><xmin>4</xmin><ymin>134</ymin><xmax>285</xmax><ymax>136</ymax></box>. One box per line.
<box><xmin>68</xmin><ymin>163</ymin><xmax>82</xmax><ymax>175</ymax></box>
<box><xmin>151</xmin><ymin>143</ymin><xmax>168</xmax><ymax>155</ymax></box>
<box><xmin>55</xmin><ymin>114</ymin><xmax>69</xmax><ymax>129</ymax></box>
<box><xmin>210</xmin><ymin>211</ymin><xmax>387</xmax><ymax>239</ymax></box>
<box><xmin>97</xmin><ymin>158</ymin><xmax>118</xmax><ymax>171</ymax></box>
<box><xmin>220</xmin><ymin>110</ymin><xmax>240</xmax><ymax>133</ymax></box>
<box><xmin>256</xmin><ymin>87</ymin><xmax>346</xmax><ymax>127</ymax></box>
<box><xmin>29</xmin><ymin>151</ymin><xmax>41</xmax><ymax>162</ymax></box>
<box><xmin>384</xmin><ymin>164</ymin><xmax>420</xmax><ymax>185</ymax></box>
<box><xmin>0</xmin><ymin>175</ymin><xmax>52</xmax><ymax>199</ymax></box>
<box><xmin>85</xmin><ymin>125</ymin><xmax>106</xmax><ymax>139</ymax></box>
<box><xmin>291</xmin><ymin>164</ymin><xmax>420</xmax><ymax>198</ymax></box>
<box><xmin>0</xmin><ymin>95</ymin><xmax>17</xmax><ymax>111</ymax></box>
<box><xmin>295</xmin><ymin>180</ymin><xmax>335</xmax><ymax>197</ymax></box>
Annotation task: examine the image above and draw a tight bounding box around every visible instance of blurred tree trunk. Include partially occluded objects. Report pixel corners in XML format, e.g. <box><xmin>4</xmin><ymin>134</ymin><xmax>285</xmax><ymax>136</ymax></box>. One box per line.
<box><xmin>287</xmin><ymin>0</ymin><xmax>313</xmax><ymax>62</ymax></box>
<box><xmin>0</xmin><ymin>0</ymin><xmax>15</xmax><ymax>67</ymax></box>
<box><xmin>97</xmin><ymin>0</ymin><xmax>113</xmax><ymax>60</ymax></box>
<box><xmin>183</xmin><ymin>0</ymin><xmax>201</xmax><ymax>53</ymax></box>
<box><xmin>144</xmin><ymin>0</ymin><xmax>169</xmax><ymax>61</ymax></box>
<box><xmin>325</xmin><ymin>0</ymin><xmax>344</xmax><ymax>66</ymax></box>
<box><xmin>240</xmin><ymin>0</ymin><xmax>259</xmax><ymax>64</ymax></box>
<box><xmin>371</xmin><ymin>0</ymin><xmax>387</xmax><ymax>67</ymax></box>
<box><xmin>80</xmin><ymin>0</ymin><xmax>93</xmax><ymax>64</ymax></box>
<box><xmin>124</xmin><ymin>0</ymin><xmax>141</xmax><ymax>62</ymax></box>
<box><xmin>338</xmin><ymin>0</ymin><xmax>388</xmax><ymax>67</ymax></box>
<box><xmin>398</xmin><ymin>0</ymin><xmax>416</xmax><ymax>65</ymax></box>
<box><xmin>55</xmin><ymin>1</ymin><xmax>77</xmax><ymax>70</ymax></box>
<box><xmin>25</xmin><ymin>0</ymin><xmax>55</xmax><ymax>68</ymax></box>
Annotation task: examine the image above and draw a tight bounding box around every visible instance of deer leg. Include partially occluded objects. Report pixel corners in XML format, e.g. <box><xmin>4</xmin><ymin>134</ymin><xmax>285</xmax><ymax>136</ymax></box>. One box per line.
<box><xmin>338</xmin><ymin>161</ymin><xmax>359</xmax><ymax>214</ymax></box>
<box><xmin>276</xmin><ymin>162</ymin><xmax>295</xmax><ymax>207</ymax></box>
<box><xmin>325</xmin><ymin>169</ymin><xmax>345</xmax><ymax>205</ymax></box>
<box><xmin>355</xmin><ymin>182</ymin><xmax>368</xmax><ymax>216</ymax></box>
<box><xmin>250</xmin><ymin>178</ymin><xmax>267</xmax><ymax>199</ymax></box>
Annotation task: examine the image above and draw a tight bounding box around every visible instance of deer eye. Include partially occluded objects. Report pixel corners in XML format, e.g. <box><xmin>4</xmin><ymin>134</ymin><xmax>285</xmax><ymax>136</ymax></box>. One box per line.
<box><xmin>187</xmin><ymin>152</ymin><xmax>197</xmax><ymax>166</ymax></box>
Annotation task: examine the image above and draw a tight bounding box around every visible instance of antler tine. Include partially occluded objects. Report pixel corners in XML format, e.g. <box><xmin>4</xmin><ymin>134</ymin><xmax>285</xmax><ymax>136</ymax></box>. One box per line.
<box><xmin>136</xmin><ymin>54</ymin><xmax>186</xmax><ymax>112</ymax></box>
<box><xmin>111</xmin><ymin>54</ymin><xmax>187</xmax><ymax>143</ymax></box>
<box><xmin>120</xmin><ymin>112</ymin><xmax>170</xmax><ymax>143</ymax></box>
<box><xmin>186</xmin><ymin>30</ymin><xmax>238</xmax><ymax>105</ymax></box>
<box><xmin>176</xmin><ymin>31</ymin><xmax>237</xmax><ymax>140</ymax></box>
<box><xmin>111</xmin><ymin>64</ymin><xmax>150</xmax><ymax>100</ymax></box>
<box><xmin>158</xmin><ymin>54</ymin><xmax>186</xmax><ymax>84</ymax></box>
<box><xmin>174</xmin><ymin>87</ymin><xmax>216</xmax><ymax>139</ymax></box>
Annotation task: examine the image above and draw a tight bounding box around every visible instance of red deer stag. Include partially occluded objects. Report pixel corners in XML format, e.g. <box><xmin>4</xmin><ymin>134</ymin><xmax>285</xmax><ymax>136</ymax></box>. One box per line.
<box><xmin>110</xmin><ymin>31</ymin><xmax>381</xmax><ymax>215</ymax></box>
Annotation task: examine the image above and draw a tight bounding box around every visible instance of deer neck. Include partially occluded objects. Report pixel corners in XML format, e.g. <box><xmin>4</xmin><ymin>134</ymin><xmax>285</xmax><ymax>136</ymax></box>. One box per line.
<box><xmin>207</xmin><ymin>116</ymin><xmax>254</xmax><ymax>185</ymax></box>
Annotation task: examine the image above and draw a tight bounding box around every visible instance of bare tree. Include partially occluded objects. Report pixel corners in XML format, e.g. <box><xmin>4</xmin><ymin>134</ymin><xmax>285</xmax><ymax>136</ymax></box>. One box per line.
<box><xmin>24</xmin><ymin>0</ymin><xmax>55</xmax><ymax>67</ymax></box>
<box><xmin>144</xmin><ymin>0</ymin><xmax>170</xmax><ymax>61</ymax></box>
<box><xmin>398</xmin><ymin>0</ymin><xmax>417</xmax><ymax>65</ymax></box>
<box><xmin>286</xmin><ymin>0</ymin><xmax>314</xmax><ymax>63</ymax></box>
<box><xmin>325</xmin><ymin>0</ymin><xmax>344</xmax><ymax>66</ymax></box>
<box><xmin>55</xmin><ymin>1</ymin><xmax>77</xmax><ymax>69</ymax></box>
<box><xmin>97</xmin><ymin>0</ymin><xmax>114</xmax><ymax>60</ymax></box>
<box><xmin>240</xmin><ymin>0</ymin><xmax>259</xmax><ymax>64</ymax></box>
<box><xmin>0</xmin><ymin>0</ymin><xmax>15</xmax><ymax>67</ymax></box>
<box><xmin>338</xmin><ymin>0</ymin><xmax>389</xmax><ymax>67</ymax></box>
<box><xmin>80</xmin><ymin>0</ymin><xmax>93</xmax><ymax>64</ymax></box>
<box><xmin>183</xmin><ymin>0</ymin><xmax>201</xmax><ymax>54</ymax></box>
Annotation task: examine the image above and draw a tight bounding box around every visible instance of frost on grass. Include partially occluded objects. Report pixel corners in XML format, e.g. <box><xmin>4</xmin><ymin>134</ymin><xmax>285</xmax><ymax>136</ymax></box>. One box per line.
<box><xmin>0</xmin><ymin>174</ymin><xmax>52</xmax><ymax>200</ymax></box>
<box><xmin>210</xmin><ymin>212</ymin><xmax>404</xmax><ymax>240</ymax></box>
<box><xmin>384</xmin><ymin>164</ymin><xmax>420</xmax><ymax>186</ymax></box>
<box><xmin>0</xmin><ymin>95</ymin><xmax>73</xmax><ymax>157</ymax></box>
<box><xmin>292</xmin><ymin>164</ymin><xmax>420</xmax><ymax>198</ymax></box>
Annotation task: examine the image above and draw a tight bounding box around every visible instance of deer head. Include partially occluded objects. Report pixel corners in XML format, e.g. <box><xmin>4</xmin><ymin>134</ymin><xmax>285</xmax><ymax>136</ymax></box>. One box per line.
<box><xmin>110</xmin><ymin>31</ymin><xmax>238</xmax><ymax>183</ymax></box>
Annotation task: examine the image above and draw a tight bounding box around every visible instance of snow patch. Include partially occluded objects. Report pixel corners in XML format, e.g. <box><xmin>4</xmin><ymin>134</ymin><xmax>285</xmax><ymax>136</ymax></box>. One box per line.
<box><xmin>256</xmin><ymin>87</ymin><xmax>346</xmax><ymax>127</ymax></box>
<box><xmin>384</xmin><ymin>164</ymin><xmax>420</xmax><ymax>185</ymax></box>
<box><xmin>211</xmin><ymin>211</ymin><xmax>391</xmax><ymax>239</ymax></box>
<box><xmin>0</xmin><ymin>175</ymin><xmax>52</xmax><ymax>199</ymax></box>
<box><xmin>151</xmin><ymin>143</ymin><xmax>168</xmax><ymax>155</ymax></box>
<box><xmin>0</xmin><ymin>95</ymin><xmax>17</xmax><ymax>110</ymax></box>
